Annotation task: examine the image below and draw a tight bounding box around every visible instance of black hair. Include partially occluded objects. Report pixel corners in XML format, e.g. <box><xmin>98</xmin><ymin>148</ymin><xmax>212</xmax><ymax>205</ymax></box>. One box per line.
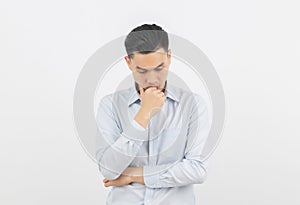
<box><xmin>124</xmin><ymin>24</ymin><xmax>169</xmax><ymax>59</ymax></box>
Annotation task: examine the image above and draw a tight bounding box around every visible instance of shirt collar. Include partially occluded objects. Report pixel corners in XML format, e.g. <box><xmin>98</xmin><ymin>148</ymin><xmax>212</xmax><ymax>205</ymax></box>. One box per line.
<box><xmin>127</xmin><ymin>81</ymin><xmax>179</xmax><ymax>107</ymax></box>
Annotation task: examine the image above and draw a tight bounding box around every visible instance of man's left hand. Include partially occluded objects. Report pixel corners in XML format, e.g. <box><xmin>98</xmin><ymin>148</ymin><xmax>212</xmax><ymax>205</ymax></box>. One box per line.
<box><xmin>103</xmin><ymin>167</ymin><xmax>144</xmax><ymax>187</ymax></box>
<box><xmin>103</xmin><ymin>174</ymin><xmax>132</xmax><ymax>187</ymax></box>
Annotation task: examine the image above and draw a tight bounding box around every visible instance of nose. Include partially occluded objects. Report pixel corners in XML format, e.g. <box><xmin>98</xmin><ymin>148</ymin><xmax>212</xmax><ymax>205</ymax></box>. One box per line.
<box><xmin>146</xmin><ymin>71</ymin><xmax>159</xmax><ymax>85</ymax></box>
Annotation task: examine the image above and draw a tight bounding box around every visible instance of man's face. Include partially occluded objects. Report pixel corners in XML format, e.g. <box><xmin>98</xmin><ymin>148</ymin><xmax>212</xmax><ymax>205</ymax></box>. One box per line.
<box><xmin>125</xmin><ymin>48</ymin><xmax>171</xmax><ymax>91</ymax></box>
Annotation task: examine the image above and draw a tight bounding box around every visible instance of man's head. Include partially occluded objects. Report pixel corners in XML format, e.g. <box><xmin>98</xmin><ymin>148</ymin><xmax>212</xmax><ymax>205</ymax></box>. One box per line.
<box><xmin>124</xmin><ymin>24</ymin><xmax>171</xmax><ymax>91</ymax></box>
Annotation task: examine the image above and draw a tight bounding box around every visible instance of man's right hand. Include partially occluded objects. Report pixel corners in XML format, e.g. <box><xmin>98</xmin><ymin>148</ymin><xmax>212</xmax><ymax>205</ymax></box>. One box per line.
<box><xmin>134</xmin><ymin>86</ymin><xmax>166</xmax><ymax>128</ymax></box>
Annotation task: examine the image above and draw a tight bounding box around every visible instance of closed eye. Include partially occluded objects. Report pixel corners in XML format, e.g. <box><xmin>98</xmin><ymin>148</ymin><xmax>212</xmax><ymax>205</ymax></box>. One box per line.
<box><xmin>137</xmin><ymin>70</ymin><xmax>147</xmax><ymax>74</ymax></box>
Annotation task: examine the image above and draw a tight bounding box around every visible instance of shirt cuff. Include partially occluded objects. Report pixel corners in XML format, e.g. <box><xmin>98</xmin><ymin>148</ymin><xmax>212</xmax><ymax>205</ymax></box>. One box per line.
<box><xmin>143</xmin><ymin>164</ymin><xmax>170</xmax><ymax>188</ymax></box>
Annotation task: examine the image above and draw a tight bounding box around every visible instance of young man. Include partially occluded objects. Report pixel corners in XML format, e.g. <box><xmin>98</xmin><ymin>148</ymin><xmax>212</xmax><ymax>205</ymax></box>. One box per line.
<box><xmin>96</xmin><ymin>24</ymin><xmax>209</xmax><ymax>205</ymax></box>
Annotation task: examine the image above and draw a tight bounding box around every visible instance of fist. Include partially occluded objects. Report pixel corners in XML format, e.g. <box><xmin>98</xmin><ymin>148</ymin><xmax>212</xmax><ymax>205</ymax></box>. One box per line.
<box><xmin>139</xmin><ymin>86</ymin><xmax>166</xmax><ymax>118</ymax></box>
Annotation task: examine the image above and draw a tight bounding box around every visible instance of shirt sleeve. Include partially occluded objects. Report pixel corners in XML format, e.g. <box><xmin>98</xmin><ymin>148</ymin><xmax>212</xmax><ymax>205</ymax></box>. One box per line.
<box><xmin>143</xmin><ymin>95</ymin><xmax>210</xmax><ymax>188</ymax></box>
<box><xmin>95</xmin><ymin>95</ymin><xmax>148</xmax><ymax>180</ymax></box>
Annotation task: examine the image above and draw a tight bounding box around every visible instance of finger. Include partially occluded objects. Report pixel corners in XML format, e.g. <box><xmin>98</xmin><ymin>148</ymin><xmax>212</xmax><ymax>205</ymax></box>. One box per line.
<box><xmin>104</xmin><ymin>180</ymin><xmax>112</xmax><ymax>187</ymax></box>
<box><xmin>103</xmin><ymin>178</ymin><xmax>109</xmax><ymax>183</ymax></box>
<box><xmin>139</xmin><ymin>85</ymin><xmax>144</xmax><ymax>94</ymax></box>
<box><xmin>147</xmin><ymin>89</ymin><xmax>162</xmax><ymax>95</ymax></box>
<box><xmin>151</xmin><ymin>88</ymin><xmax>161</xmax><ymax>93</ymax></box>
<box><xmin>160</xmin><ymin>95</ymin><xmax>166</xmax><ymax>102</ymax></box>
<box><xmin>145</xmin><ymin>87</ymin><xmax>158</xmax><ymax>92</ymax></box>
<box><xmin>153</xmin><ymin>90</ymin><xmax>165</xmax><ymax>97</ymax></box>
<box><xmin>157</xmin><ymin>87</ymin><xmax>164</xmax><ymax>91</ymax></box>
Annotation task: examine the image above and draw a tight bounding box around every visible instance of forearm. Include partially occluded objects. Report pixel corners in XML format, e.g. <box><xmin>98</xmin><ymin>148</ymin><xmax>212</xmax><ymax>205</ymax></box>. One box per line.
<box><xmin>97</xmin><ymin>137</ymin><xmax>142</xmax><ymax>180</ymax></box>
<box><xmin>131</xmin><ymin>175</ymin><xmax>145</xmax><ymax>185</ymax></box>
<box><xmin>124</xmin><ymin>167</ymin><xmax>145</xmax><ymax>185</ymax></box>
<box><xmin>134</xmin><ymin>109</ymin><xmax>150</xmax><ymax>129</ymax></box>
<box><xmin>125</xmin><ymin>159</ymin><xmax>207</xmax><ymax>188</ymax></box>
<box><xmin>99</xmin><ymin>110</ymin><xmax>151</xmax><ymax>179</ymax></box>
<box><xmin>143</xmin><ymin>159</ymin><xmax>207</xmax><ymax>188</ymax></box>
<box><xmin>102</xmin><ymin>167</ymin><xmax>144</xmax><ymax>187</ymax></box>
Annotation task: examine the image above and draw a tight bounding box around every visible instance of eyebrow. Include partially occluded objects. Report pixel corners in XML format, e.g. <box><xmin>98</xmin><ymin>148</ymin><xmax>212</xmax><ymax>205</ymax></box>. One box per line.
<box><xmin>136</xmin><ymin>62</ymin><xmax>164</xmax><ymax>71</ymax></box>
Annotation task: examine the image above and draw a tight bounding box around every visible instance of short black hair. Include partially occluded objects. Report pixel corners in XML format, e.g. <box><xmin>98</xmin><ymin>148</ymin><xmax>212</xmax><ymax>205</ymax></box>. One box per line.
<box><xmin>124</xmin><ymin>24</ymin><xmax>169</xmax><ymax>59</ymax></box>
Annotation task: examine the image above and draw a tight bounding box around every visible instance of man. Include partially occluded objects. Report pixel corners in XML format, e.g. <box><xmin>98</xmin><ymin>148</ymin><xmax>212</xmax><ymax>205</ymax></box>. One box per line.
<box><xmin>96</xmin><ymin>24</ymin><xmax>209</xmax><ymax>205</ymax></box>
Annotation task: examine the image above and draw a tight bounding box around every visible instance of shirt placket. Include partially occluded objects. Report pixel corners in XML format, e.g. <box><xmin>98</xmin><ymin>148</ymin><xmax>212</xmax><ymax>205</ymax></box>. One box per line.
<box><xmin>144</xmin><ymin>119</ymin><xmax>155</xmax><ymax>205</ymax></box>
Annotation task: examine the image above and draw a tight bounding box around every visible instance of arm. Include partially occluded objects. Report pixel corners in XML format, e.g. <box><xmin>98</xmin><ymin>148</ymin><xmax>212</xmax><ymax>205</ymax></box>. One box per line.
<box><xmin>142</xmin><ymin>95</ymin><xmax>210</xmax><ymax>188</ymax></box>
<box><xmin>104</xmin><ymin>95</ymin><xmax>210</xmax><ymax>188</ymax></box>
<box><xmin>95</xmin><ymin>95</ymin><xmax>148</xmax><ymax>180</ymax></box>
<box><xmin>103</xmin><ymin>167</ymin><xmax>144</xmax><ymax>187</ymax></box>
<box><xmin>96</xmin><ymin>87</ymin><xmax>166</xmax><ymax>181</ymax></box>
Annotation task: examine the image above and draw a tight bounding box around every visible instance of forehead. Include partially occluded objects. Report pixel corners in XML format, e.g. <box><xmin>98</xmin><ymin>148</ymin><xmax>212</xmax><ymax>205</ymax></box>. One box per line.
<box><xmin>131</xmin><ymin>48</ymin><xmax>167</xmax><ymax>68</ymax></box>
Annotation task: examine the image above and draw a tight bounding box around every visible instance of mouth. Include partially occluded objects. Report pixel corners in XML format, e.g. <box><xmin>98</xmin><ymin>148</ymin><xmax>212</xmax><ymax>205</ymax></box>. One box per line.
<box><xmin>135</xmin><ymin>81</ymin><xmax>166</xmax><ymax>94</ymax></box>
<box><xmin>144</xmin><ymin>86</ymin><xmax>165</xmax><ymax>93</ymax></box>
<box><xmin>144</xmin><ymin>86</ymin><xmax>159</xmax><ymax>90</ymax></box>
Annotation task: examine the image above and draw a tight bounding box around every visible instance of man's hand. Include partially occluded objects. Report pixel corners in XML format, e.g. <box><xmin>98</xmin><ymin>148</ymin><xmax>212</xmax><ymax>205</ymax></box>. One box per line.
<box><xmin>134</xmin><ymin>86</ymin><xmax>166</xmax><ymax>128</ymax></box>
<box><xmin>103</xmin><ymin>167</ymin><xmax>144</xmax><ymax>187</ymax></box>
<box><xmin>103</xmin><ymin>174</ymin><xmax>132</xmax><ymax>187</ymax></box>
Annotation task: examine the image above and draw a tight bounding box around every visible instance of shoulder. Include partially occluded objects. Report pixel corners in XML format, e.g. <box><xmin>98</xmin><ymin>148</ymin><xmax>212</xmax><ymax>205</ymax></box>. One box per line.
<box><xmin>98</xmin><ymin>87</ymin><xmax>132</xmax><ymax>110</ymax></box>
<box><xmin>100</xmin><ymin>87</ymin><xmax>132</xmax><ymax>102</ymax></box>
<box><xmin>168</xmin><ymin>84</ymin><xmax>206</xmax><ymax>106</ymax></box>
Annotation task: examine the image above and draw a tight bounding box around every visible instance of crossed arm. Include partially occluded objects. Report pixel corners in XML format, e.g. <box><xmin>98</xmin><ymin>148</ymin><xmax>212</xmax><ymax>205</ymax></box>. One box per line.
<box><xmin>96</xmin><ymin>94</ymin><xmax>209</xmax><ymax>188</ymax></box>
<box><xmin>103</xmin><ymin>167</ymin><xmax>144</xmax><ymax>187</ymax></box>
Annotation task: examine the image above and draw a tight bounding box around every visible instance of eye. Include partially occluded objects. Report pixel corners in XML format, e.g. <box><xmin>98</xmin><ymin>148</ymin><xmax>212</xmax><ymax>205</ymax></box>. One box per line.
<box><xmin>155</xmin><ymin>68</ymin><xmax>163</xmax><ymax>72</ymax></box>
<box><xmin>137</xmin><ymin>70</ymin><xmax>147</xmax><ymax>74</ymax></box>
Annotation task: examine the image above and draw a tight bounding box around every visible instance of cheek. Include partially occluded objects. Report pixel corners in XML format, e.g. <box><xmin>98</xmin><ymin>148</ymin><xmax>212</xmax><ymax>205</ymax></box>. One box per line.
<box><xmin>132</xmin><ymin>72</ymin><xmax>146</xmax><ymax>82</ymax></box>
<box><xmin>160</xmin><ymin>70</ymin><xmax>168</xmax><ymax>79</ymax></box>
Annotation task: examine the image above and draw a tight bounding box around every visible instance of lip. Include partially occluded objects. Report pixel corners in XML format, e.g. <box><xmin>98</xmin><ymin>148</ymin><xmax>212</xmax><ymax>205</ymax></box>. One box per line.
<box><xmin>144</xmin><ymin>86</ymin><xmax>159</xmax><ymax>90</ymax></box>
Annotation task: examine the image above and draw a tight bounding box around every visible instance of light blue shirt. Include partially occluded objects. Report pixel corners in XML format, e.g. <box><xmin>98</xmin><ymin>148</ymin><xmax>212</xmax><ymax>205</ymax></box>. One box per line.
<box><xmin>95</xmin><ymin>82</ymin><xmax>209</xmax><ymax>205</ymax></box>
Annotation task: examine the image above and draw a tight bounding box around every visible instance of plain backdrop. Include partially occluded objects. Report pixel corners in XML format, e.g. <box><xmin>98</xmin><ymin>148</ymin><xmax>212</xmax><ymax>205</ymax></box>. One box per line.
<box><xmin>1</xmin><ymin>0</ymin><xmax>299</xmax><ymax>204</ymax></box>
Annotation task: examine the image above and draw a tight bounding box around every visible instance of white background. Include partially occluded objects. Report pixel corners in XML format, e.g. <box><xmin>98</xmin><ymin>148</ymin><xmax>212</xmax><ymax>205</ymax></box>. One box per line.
<box><xmin>1</xmin><ymin>0</ymin><xmax>299</xmax><ymax>204</ymax></box>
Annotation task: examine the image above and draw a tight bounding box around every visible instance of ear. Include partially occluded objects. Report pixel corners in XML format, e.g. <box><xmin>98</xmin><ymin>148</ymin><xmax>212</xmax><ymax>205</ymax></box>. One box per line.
<box><xmin>124</xmin><ymin>56</ymin><xmax>133</xmax><ymax>71</ymax></box>
<box><xmin>167</xmin><ymin>49</ymin><xmax>171</xmax><ymax>65</ymax></box>
<box><xmin>167</xmin><ymin>49</ymin><xmax>171</xmax><ymax>58</ymax></box>
<box><xmin>124</xmin><ymin>56</ymin><xmax>131</xmax><ymax>65</ymax></box>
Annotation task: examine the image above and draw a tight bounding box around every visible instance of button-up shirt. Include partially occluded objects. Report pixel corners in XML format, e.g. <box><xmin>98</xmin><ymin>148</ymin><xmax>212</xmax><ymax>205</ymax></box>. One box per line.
<box><xmin>95</xmin><ymin>82</ymin><xmax>209</xmax><ymax>205</ymax></box>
